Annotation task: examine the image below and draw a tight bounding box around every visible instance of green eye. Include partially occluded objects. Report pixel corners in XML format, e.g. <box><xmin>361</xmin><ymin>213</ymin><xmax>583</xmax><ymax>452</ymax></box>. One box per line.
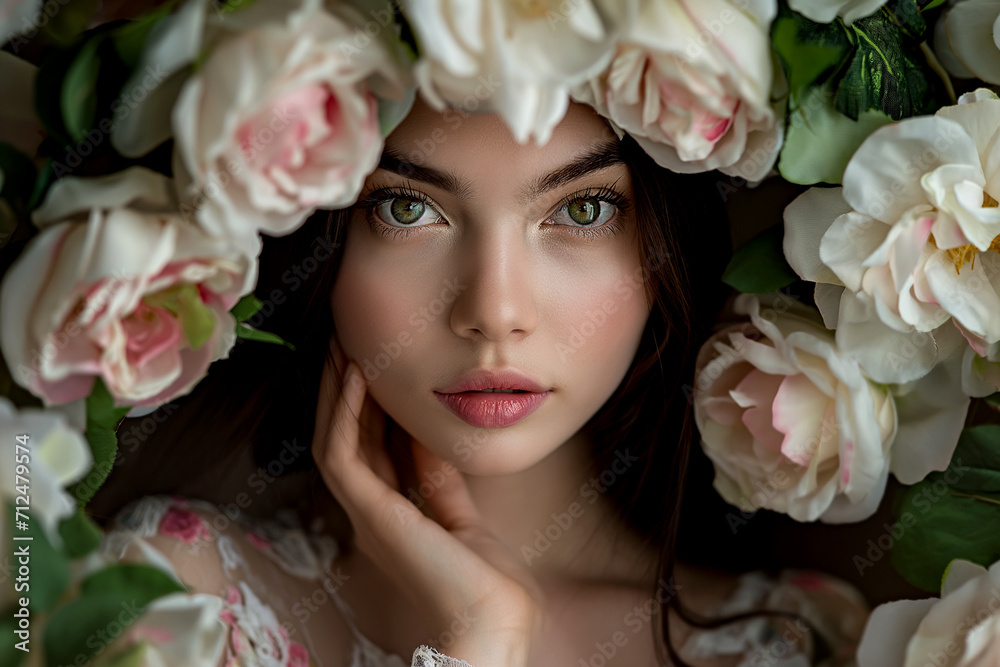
<box><xmin>567</xmin><ymin>197</ymin><xmax>600</xmax><ymax>226</ymax></box>
<box><xmin>390</xmin><ymin>198</ymin><xmax>425</xmax><ymax>225</ymax></box>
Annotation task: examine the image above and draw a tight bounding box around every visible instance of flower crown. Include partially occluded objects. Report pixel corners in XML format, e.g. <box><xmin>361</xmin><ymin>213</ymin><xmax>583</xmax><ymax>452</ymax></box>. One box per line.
<box><xmin>1</xmin><ymin>0</ymin><xmax>1000</xmax><ymax>664</ymax></box>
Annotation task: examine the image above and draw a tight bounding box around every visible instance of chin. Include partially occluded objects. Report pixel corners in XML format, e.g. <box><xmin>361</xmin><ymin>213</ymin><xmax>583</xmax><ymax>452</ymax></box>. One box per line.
<box><xmin>400</xmin><ymin>415</ymin><xmax>567</xmax><ymax>477</ymax></box>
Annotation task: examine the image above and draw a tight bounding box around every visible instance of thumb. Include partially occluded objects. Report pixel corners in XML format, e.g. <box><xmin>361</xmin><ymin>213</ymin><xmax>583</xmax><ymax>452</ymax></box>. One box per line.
<box><xmin>410</xmin><ymin>437</ymin><xmax>480</xmax><ymax>532</ymax></box>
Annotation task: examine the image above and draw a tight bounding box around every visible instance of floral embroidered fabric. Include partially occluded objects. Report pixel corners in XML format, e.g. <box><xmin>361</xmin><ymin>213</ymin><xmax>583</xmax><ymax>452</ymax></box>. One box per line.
<box><xmin>100</xmin><ymin>495</ymin><xmax>866</xmax><ymax>666</ymax></box>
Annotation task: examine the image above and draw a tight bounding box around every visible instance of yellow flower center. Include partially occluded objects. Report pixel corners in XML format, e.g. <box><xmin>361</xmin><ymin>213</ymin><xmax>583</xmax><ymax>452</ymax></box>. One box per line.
<box><xmin>513</xmin><ymin>0</ymin><xmax>553</xmax><ymax>18</ymax></box>
<box><xmin>944</xmin><ymin>191</ymin><xmax>1000</xmax><ymax>274</ymax></box>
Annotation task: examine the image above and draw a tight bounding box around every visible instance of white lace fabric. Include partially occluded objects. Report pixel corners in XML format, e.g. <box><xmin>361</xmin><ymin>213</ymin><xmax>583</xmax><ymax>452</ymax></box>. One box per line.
<box><xmin>100</xmin><ymin>494</ymin><xmax>867</xmax><ymax>667</ymax></box>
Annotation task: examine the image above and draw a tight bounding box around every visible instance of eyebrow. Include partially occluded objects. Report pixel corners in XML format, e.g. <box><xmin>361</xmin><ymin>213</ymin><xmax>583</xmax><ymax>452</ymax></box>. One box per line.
<box><xmin>376</xmin><ymin>139</ymin><xmax>626</xmax><ymax>205</ymax></box>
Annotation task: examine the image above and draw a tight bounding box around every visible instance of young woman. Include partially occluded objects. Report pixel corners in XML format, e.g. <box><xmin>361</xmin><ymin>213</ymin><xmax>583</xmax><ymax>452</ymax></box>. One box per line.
<box><xmin>92</xmin><ymin>96</ymin><xmax>869</xmax><ymax>666</ymax></box>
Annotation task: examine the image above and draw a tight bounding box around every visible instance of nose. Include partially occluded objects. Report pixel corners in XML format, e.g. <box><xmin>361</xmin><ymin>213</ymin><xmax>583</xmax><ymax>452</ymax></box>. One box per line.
<box><xmin>449</xmin><ymin>222</ymin><xmax>538</xmax><ymax>342</ymax></box>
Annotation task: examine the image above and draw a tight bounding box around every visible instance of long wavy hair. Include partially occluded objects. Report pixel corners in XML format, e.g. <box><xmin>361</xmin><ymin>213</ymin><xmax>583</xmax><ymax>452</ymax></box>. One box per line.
<box><xmin>90</xmin><ymin>133</ymin><xmax>803</xmax><ymax>664</ymax></box>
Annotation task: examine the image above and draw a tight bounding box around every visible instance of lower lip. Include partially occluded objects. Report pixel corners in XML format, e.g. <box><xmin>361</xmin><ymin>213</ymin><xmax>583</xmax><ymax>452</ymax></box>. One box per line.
<box><xmin>434</xmin><ymin>390</ymin><xmax>551</xmax><ymax>428</ymax></box>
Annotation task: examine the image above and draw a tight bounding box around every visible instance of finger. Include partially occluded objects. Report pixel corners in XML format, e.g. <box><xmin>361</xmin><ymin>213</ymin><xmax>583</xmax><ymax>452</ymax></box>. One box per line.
<box><xmin>358</xmin><ymin>391</ymin><xmax>398</xmax><ymax>490</ymax></box>
<box><xmin>410</xmin><ymin>437</ymin><xmax>481</xmax><ymax>532</ymax></box>
<box><xmin>312</xmin><ymin>351</ymin><xmax>341</xmax><ymax>455</ymax></box>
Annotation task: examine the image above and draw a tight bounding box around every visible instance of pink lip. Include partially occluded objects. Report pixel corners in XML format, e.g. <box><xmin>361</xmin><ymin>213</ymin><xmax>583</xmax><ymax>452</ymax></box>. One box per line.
<box><xmin>434</xmin><ymin>390</ymin><xmax>551</xmax><ymax>428</ymax></box>
<box><xmin>437</xmin><ymin>368</ymin><xmax>548</xmax><ymax>394</ymax></box>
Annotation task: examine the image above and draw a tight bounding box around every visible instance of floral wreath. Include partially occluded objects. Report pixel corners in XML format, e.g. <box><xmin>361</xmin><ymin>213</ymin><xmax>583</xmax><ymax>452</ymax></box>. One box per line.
<box><xmin>0</xmin><ymin>0</ymin><xmax>999</xmax><ymax>664</ymax></box>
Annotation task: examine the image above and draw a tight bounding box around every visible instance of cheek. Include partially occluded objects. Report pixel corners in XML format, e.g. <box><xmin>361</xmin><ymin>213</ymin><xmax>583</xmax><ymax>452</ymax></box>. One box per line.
<box><xmin>548</xmin><ymin>245</ymin><xmax>651</xmax><ymax>361</ymax></box>
<box><xmin>545</xmin><ymin>248</ymin><xmax>651</xmax><ymax>407</ymax></box>
<box><xmin>330</xmin><ymin>236</ymin><xmax>444</xmax><ymax>384</ymax></box>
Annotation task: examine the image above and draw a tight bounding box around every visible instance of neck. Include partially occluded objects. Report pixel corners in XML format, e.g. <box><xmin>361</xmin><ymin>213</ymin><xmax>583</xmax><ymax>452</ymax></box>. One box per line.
<box><xmin>454</xmin><ymin>428</ymin><xmax>655</xmax><ymax>585</ymax></box>
<box><xmin>308</xmin><ymin>427</ymin><xmax>658</xmax><ymax>587</ymax></box>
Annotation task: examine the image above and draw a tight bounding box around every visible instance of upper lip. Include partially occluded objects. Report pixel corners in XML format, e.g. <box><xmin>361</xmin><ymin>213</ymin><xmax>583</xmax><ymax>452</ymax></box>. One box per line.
<box><xmin>436</xmin><ymin>369</ymin><xmax>550</xmax><ymax>394</ymax></box>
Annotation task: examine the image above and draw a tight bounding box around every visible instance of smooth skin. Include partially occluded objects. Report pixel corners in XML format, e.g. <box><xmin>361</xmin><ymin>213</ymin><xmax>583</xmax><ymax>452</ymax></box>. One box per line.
<box><xmin>313</xmin><ymin>339</ymin><xmax>546</xmax><ymax>667</ymax></box>
<box><xmin>311</xmin><ymin>97</ymin><xmax>740</xmax><ymax>666</ymax></box>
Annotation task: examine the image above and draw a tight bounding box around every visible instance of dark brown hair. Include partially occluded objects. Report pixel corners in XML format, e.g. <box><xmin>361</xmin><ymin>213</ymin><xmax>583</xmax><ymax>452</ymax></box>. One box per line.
<box><xmin>90</xmin><ymin>134</ymin><xmax>800</xmax><ymax>664</ymax></box>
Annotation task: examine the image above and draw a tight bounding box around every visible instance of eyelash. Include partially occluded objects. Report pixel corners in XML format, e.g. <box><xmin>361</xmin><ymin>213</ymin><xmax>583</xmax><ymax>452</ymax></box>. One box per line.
<box><xmin>353</xmin><ymin>180</ymin><xmax>633</xmax><ymax>241</ymax></box>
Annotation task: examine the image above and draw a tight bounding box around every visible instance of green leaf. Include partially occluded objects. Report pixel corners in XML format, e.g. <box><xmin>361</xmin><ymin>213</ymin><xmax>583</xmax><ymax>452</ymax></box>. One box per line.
<box><xmin>62</xmin><ymin>36</ymin><xmax>102</xmax><ymax>143</ymax></box>
<box><xmin>5</xmin><ymin>502</ymin><xmax>71</xmax><ymax>613</ymax></box>
<box><xmin>890</xmin><ymin>429</ymin><xmax>1000</xmax><ymax>591</ymax></box>
<box><xmin>778</xmin><ymin>83</ymin><xmax>894</xmax><ymax>184</ymax></box>
<box><xmin>230</xmin><ymin>293</ymin><xmax>263</xmax><ymax>322</ymax></box>
<box><xmin>938</xmin><ymin>425</ymin><xmax>1000</xmax><ymax>493</ymax></box>
<box><xmin>722</xmin><ymin>226</ymin><xmax>798</xmax><ymax>294</ymax></box>
<box><xmin>80</xmin><ymin>563</ymin><xmax>186</xmax><ymax>600</ymax></box>
<box><xmin>0</xmin><ymin>606</ymin><xmax>27</xmax><ymax>666</ymax></box>
<box><xmin>835</xmin><ymin>11</ymin><xmax>942</xmax><ymax>120</ymax></box>
<box><xmin>42</xmin><ymin>0</ymin><xmax>101</xmax><ymax>45</ymax></box>
<box><xmin>28</xmin><ymin>158</ymin><xmax>59</xmax><ymax>212</ymax></box>
<box><xmin>921</xmin><ymin>0</ymin><xmax>948</xmax><ymax>9</ymax></box>
<box><xmin>890</xmin><ymin>0</ymin><xmax>926</xmax><ymax>40</ymax></box>
<box><xmin>145</xmin><ymin>284</ymin><xmax>216</xmax><ymax>350</ymax></box>
<box><xmin>34</xmin><ymin>46</ymin><xmax>77</xmax><ymax>145</ymax></box>
<box><xmin>771</xmin><ymin>10</ymin><xmax>850</xmax><ymax>104</ymax></box>
<box><xmin>235</xmin><ymin>324</ymin><xmax>296</xmax><ymax>350</ymax></box>
<box><xmin>217</xmin><ymin>0</ymin><xmax>264</xmax><ymax>15</ymax></box>
<box><xmin>891</xmin><ymin>488</ymin><xmax>1000</xmax><ymax>591</ymax></box>
<box><xmin>68</xmin><ymin>424</ymin><xmax>117</xmax><ymax>506</ymax></box>
<box><xmin>86</xmin><ymin>377</ymin><xmax>131</xmax><ymax>431</ymax></box>
<box><xmin>110</xmin><ymin>0</ymin><xmax>180</xmax><ymax>68</ymax></box>
<box><xmin>43</xmin><ymin>564</ymin><xmax>186</xmax><ymax>666</ymax></box>
<box><xmin>0</xmin><ymin>143</ymin><xmax>38</xmax><ymax>216</ymax></box>
<box><xmin>57</xmin><ymin>506</ymin><xmax>103</xmax><ymax>558</ymax></box>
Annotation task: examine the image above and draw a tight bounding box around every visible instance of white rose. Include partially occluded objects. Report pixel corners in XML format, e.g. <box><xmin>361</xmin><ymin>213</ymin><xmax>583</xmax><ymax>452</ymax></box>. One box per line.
<box><xmin>0</xmin><ymin>167</ymin><xmax>257</xmax><ymax>407</ymax></box>
<box><xmin>858</xmin><ymin>559</ymin><xmax>1000</xmax><ymax>667</ymax></box>
<box><xmin>572</xmin><ymin>0</ymin><xmax>782</xmax><ymax>182</ymax></box>
<box><xmin>399</xmin><ymin>0</ymin><xmax>638</xmax><ymax>146</ymax></box>
<box><xmin>0</xmin><ymin>0</ymin><xmax>41</xmax><ymax>47</ymax></box>
<box><xmin>172</xmin><ymin>0</ymin><xmax>408</xmax><ymax>252</ymax></box>
<box><xmin>95</xmin><ymin>593</ymin><xmax>227</xmax><ymax>667</ymax></box>
<box><xmin>784</xmin><ymin>89</ymin><xmax>1000</xmax><ymax>382</ymax></box>
<box><xmin>693</xmin><ymin>293</ymin><xmax>967</xmax><ymax>523</ymax></box>
<box><xmin>0</xmin><ymin>397</ymin><xmax>91</xmax><ymax>607</ymax></box>
<box><xmin>934</xmin><ymin>0</ymin><xmax>1000</xmax><ymax>85</ymax></box>
<box><xmin>787</xmin><ymin>0</ymin><xmax>887</xmax><ymax>24</ymax></box>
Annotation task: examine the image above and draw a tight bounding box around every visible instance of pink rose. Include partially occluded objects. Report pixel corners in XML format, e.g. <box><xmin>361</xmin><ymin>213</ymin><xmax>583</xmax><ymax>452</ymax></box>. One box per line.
<box><xmin>171</xmin><ymin>0</ymin><xmax>408</xmax><ymax>250</ymax></box>
<box><xmin>693</xmin><ymin>293</ymin><xmax>966</xmax><ymax>523</ymax></box>
<box><xmin>0</xmin><ymin>167</ymin><xmax>256</xmax><ymax>407</ymax></box>
<box><xmin>160</xmin><ymin>507</ymin><xmax>210</xmax><ymax>544</ymax></box>
<box><xmin>573</xmin><ymin>0</ymin><xmax>783</xmax><ymax>181</ymax></box>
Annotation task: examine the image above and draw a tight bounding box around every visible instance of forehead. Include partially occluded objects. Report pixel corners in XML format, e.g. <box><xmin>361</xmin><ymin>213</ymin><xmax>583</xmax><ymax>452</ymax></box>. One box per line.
<box><xmin>382</xmin><ymin>95</ymin><xmax>620</xmax><ymax>175</ymax></box>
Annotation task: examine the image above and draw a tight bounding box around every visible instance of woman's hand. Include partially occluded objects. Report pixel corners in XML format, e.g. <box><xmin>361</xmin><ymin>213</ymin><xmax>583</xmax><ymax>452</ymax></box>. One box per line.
<box><xmin>311</xmin><ymin>337</ymin><xmax>549</xmax><ymax>667</ymax></box>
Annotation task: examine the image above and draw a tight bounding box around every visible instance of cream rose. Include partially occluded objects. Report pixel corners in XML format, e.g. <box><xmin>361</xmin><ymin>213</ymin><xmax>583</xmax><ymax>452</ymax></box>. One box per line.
<box><xmin>693</xmin><ymin>293</ymin><xmax>967</xmax><ymax>523</ymax></box>
<box><xmin>171</xmin><ymin>0</ymin><xmax>408</xmax><ymax>251</ymax></box>
<box><xmin>0</xmin><ymin>167</ymin><xmax>256</xmax><ymax>407</ymax></box>
<box><xmin>399</xmin><ymin>0</ymin><xmax>637</xmax><ymax>146</ymax></box>
<box><xmin>95</xmin><ymin>593</ymin><xmax>227</xmax><ymax>666</ymax></box>
<box><xmin>572</xmin><ymin>0</ymin><xmax>782</xmax><ymax>182</ymax></box>
<box><xmin>787</xmin><ymin>0</ymin><xmax>887</xmax><ymax>24</ymax></box>
<box><xmin>0</xmin><ymin>397</ymin><xmax>91</xmax><ymax>608</ymax></box>
<box><xmin>784</xmin><ymin>89</ymin><xmax>1000</xmax><ymax>383</ymax></box>
<box><xmin>934</xmin><ymin>0</ymin><xmax>1000</xmax><ymax>86</ymax></box>
<box><xmin>858</xmin><ymin>559</ymin><xmax>1000</xmax><ymax>667</ymax></box>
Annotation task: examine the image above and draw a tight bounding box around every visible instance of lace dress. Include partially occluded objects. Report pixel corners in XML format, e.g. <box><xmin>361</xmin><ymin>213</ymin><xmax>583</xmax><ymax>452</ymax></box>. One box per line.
<box><xmin>99</xmin><ymin>495</ymin><xmax>869</xmax><ymax>666</ymax></box>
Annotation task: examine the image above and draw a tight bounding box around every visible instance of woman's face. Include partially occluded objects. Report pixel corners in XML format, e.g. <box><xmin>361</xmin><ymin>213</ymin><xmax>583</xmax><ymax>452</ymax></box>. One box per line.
<box><xmin>331</xmin><ymin>97</ymin><xmax>652</xmax><ymax>476</ymax></box>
